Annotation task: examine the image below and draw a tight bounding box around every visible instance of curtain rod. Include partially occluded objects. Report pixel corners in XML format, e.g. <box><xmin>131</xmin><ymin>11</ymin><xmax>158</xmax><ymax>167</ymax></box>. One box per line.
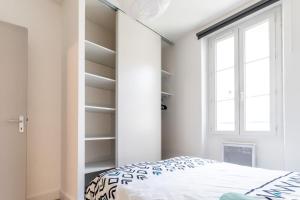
<box><xmin>97</xmin><ymin>0</ymin><xmax>174</xmax><ymax>45</ymax></box>
<box><xmin>196</xmin><ymin>0</ymin><xmax>280</xmax><ymax>40</ymax></box>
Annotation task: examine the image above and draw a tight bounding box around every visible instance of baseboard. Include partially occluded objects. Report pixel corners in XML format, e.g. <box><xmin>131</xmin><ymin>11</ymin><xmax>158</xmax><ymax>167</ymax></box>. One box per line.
<box><xmin>27</xmin><ymin>189</ymin><xmax>75</xmax><ymax>200</ymax></box>
<box><xmin>60</xmin><ymin>191</ymin><xmax>74</xmax><ymax>200</ymax></box>
<box><xmin>27</xmin><ymin>189</ymin><xmax>60</xmax><ymax>200</ymax></box>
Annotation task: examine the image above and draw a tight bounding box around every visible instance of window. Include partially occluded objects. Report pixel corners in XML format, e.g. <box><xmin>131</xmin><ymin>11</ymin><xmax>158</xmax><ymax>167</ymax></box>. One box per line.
<box><xmin>208</xmin><ymin>7</ymin><xmax>282</xmax><ymax>135</ymax></box>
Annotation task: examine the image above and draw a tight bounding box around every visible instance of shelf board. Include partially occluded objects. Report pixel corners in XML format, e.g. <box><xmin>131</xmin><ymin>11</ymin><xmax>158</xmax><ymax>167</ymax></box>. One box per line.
<box><xmin>85</xmin><ymin>73</ymin><xmax>115</xmax><ymax>90</ymax></box>
<box><xmin>85</xmin><ymin>160</ymin><xmax>115</xmax><ymax>174</ymax></box>
<box><xmin>85</xmin><ymin>105</ymin><xmax>116</xmax><ymax>113</ymax></box>
<box><xmin>85</xmin><ymin>40</ymin><xmax>116</xmax><ymax>68</ymax></box>
<box><xmin>161</xmin><ymin>69</ymin><xmax>172</xmax><ymax>78</ymax></box>
<box><xmin>162</xmin><ymin>91</ymin><xmax>174</xmax><ymax>97</ymax></box>
<box><xmin>85</xmin><ymin>136</ymin><xmax>116</xmax><ymax>141</ymax></box>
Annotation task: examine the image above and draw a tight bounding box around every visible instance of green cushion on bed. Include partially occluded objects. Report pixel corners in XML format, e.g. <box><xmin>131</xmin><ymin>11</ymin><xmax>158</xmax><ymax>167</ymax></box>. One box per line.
<box><xmin>220</xmin><ymin>193</ymin><xmax>258</xmax><ymax>200</ymax></box>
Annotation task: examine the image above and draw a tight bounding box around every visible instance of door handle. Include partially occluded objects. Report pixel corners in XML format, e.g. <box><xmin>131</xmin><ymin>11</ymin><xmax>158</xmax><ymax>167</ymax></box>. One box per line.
<box><xmin>7</xmin><ymin>115</ymin><xmax>25</xmax><ymax>133</ymax></box>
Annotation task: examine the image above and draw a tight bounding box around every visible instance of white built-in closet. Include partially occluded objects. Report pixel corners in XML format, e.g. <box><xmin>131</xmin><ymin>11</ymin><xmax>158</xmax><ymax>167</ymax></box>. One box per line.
<box><xmin>63</xmin><ymin>0</ymin><xmax>164</xmax><ymax>197</ymax></box>
<box><xmin>83</xmin><ymin>0</ymin><xmax>162</xmax><ymax>189</ymax></box>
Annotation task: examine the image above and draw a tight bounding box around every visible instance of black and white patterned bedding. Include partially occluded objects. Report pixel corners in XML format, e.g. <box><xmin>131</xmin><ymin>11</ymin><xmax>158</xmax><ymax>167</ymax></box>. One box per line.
<box><xmin>85</xmin><ymin>156</ymin><xmax>215</xmax><ymax>200</ymax></box>
<box><xmin>85</xmin><ymin>156</ymin><xmax>300</xmax><ymax>200</ymax></box>
<box><xmin>246</xmin><ymin>172</ymin><xmax>300</xmax><ymax>199</ymax></box>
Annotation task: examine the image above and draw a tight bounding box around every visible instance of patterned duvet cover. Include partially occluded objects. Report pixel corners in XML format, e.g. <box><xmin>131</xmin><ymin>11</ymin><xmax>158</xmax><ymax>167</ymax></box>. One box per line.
<box><xmin>85</xmin><ymin>157</ymin><xmax>300</xmax><ymax>200</ymax></box>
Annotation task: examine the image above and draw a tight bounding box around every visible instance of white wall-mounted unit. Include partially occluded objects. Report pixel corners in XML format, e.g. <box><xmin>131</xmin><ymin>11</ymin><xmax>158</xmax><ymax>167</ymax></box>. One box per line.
<box><xmin>223</xmin><ymin>143</ymin><xmax>256</xmax><ymax>167</ymax></box>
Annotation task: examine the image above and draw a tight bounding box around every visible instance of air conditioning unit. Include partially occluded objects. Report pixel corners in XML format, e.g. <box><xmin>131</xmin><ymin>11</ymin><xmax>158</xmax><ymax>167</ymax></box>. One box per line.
<box><xmin>222</xmin><ymin>142</ymin><xmax>256</xmax><ymax>167</ymax></box>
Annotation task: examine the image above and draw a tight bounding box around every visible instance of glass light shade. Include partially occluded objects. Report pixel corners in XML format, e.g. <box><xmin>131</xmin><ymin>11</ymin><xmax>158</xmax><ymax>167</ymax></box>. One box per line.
<box><xmin>119</xmin><ymin>0</ymin><xmax>172</xmax><ymax>21</ymax></box>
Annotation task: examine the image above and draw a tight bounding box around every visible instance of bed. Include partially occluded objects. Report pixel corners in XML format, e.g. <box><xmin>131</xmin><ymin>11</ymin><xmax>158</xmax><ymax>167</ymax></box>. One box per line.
<box><xmin>85</xmin><ymin>156</ymin><xmax>300</xmax><ymax>200</ymax></box>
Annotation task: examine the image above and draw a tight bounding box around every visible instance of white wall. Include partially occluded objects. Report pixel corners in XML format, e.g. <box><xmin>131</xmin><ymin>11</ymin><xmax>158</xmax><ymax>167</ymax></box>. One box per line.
<box><xmin>282</xmin><ymin>0</ymin><xmax>300</xmax><ymax>172</ymax></box>
<box><xmin>0</xmin><ymin>0</ymin><xmax>62</xmax><ymax>199</ymax></box>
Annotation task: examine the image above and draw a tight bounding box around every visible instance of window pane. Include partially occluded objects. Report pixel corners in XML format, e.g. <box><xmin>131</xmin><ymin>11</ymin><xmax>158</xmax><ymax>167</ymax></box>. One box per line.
<box><xmin>245</xmin><ymin>20</ymin><xmax>270</xmax><ymax>63</ymax></box>
<box><xmin>215</xmin><ymin>34</ymin><xmax>235</xmax><ymax>132</ymax></box>
<box><xmin>216</xmin><ymin>68</ymin><xmax>234</xmax><ymax>101</ymax></box>
<box><xmin>245</xmin><ymin>58</ymin><xmax>270</xmax><ymax>97</ymax></box>
<box><xmin>217</xmin><ymin>100</ymin><xmax>235</xmax><ymax>131</ymax></box>
<box><xmin>245</xmin><ymin>95</ymin><xmax>270</xmax><ymax>131</ymax></box>
<box><xmin>216</xmin><ymin>35</ymin><xmax>234</xmax><ymax>70</ymax></box>
<box><xmin>244</xmin><ymin>20</ymin><xmax>271</xmax><ymax>132</ymax></box>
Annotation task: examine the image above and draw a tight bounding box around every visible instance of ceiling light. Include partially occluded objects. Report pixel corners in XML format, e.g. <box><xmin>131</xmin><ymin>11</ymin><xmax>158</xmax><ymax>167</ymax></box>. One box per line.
<box><xmin>119</xmin><ymin>0</ymin><xmax>172</xmax><ymax>21</ymax></box>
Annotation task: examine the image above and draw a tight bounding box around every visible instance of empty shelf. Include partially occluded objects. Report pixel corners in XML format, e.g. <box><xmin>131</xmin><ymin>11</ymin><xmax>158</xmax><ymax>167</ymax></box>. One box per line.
<box><xmin>85</xmin><ymin>73</ymin><xmax>115</xmax><ymax>90</ymax></box>
<box><xmin>85</xmin><ymin>105</ymin><xmax>116</xmax><ymax>113</ymax></box>
<box><xmin>85</xmin><ymin>160</ymin><xmax>115</xmax><ymax>174</ymax></box>
<box><xmin>85</xmin><ymin>40</ymin><xmax>116</xmax><ymax>68</ymax></box>
<box><xmin>161</xmin><ymin>91</ymin><xmax>174</xmax><ymax>97</ymax></box>
<box><xmin>161</xmin><ymin>69</ymin><xmax>172</xmax><ymax>78</ymax></box>
<box><xmin>85</xmin><ymin>136</ymin><xmax>116</xmax><ymax>141</ymax></box>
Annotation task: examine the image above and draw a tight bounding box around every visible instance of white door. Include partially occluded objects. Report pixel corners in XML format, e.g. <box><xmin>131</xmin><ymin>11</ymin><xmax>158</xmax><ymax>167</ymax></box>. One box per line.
<box><xmin>0</xmin><ymin>21</ymin><xmax>28</xmax><ymax>200</ymax></box>
<box><xmin>116</xmin><ymin>11</ymin><xmax>161</xmax><ymax>166</ymax></box>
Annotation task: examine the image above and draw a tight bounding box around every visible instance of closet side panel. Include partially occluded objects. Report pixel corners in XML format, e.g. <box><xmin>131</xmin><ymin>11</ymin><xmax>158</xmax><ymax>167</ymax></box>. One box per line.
<box><xmin>61</xmin><ymin>0</ymin><xmax>85</xmax><ymax>198</ymax></box>
<box><xmin>116</xmin><ymin>11</ymin><xmax>161</xmax><ymax>166</ymax></box>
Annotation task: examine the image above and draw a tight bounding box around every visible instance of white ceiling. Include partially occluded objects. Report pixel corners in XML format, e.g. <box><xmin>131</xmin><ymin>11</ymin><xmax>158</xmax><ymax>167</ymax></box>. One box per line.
<box><xmin>108</xmin><ymin>0</ymin><xmax>257</xmax><ymax>42</ymax></box>
<box><xmin>140</xmin><ymin>0</ymin><xmax>256</xmax><ymax>41</ymax></box>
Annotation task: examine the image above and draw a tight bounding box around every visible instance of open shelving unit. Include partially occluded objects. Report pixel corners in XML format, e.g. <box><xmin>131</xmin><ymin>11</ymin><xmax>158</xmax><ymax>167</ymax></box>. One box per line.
<box><xmin>161</xmin><ymin>68</ymin><xmax>173</xmax><ymax>100</ymax></box>
<box><xmin>161</xmin><ymin>41</ymin><xmax>175</xmax><ymax>161</ymax></box>
<box><xmin>84</xmin><ymin>0</ymin><xmax>117</xmax><ymax>185</ymax></box>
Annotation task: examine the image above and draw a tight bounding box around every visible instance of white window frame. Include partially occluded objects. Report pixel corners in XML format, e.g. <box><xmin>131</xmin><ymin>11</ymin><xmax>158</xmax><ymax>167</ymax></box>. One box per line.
<box><xmin>208</xmin><ymin>6</ymin><xmax>282</xmax><ymax>136</ymax></box>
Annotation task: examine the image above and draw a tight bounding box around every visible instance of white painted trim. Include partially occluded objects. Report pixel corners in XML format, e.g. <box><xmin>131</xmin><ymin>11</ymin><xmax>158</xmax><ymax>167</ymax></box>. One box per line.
<box><xmin>27</xmin><ymin>189</ymin><xmax>60</xmax><ymax>200</ymax></box>
<box><xmin>281</xmin><ymin>0</ymin><xmax>291</xmax><ymax>172</ymax></box>
<box><xmin>78</xmin><ymin>0</ymin><xmax>86</xmax><ymax>198</ymax></box>
<box><xmin>200</xmin><ymin>39</ymin><xmax>208</xmax><ymax>157</ymax></box>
